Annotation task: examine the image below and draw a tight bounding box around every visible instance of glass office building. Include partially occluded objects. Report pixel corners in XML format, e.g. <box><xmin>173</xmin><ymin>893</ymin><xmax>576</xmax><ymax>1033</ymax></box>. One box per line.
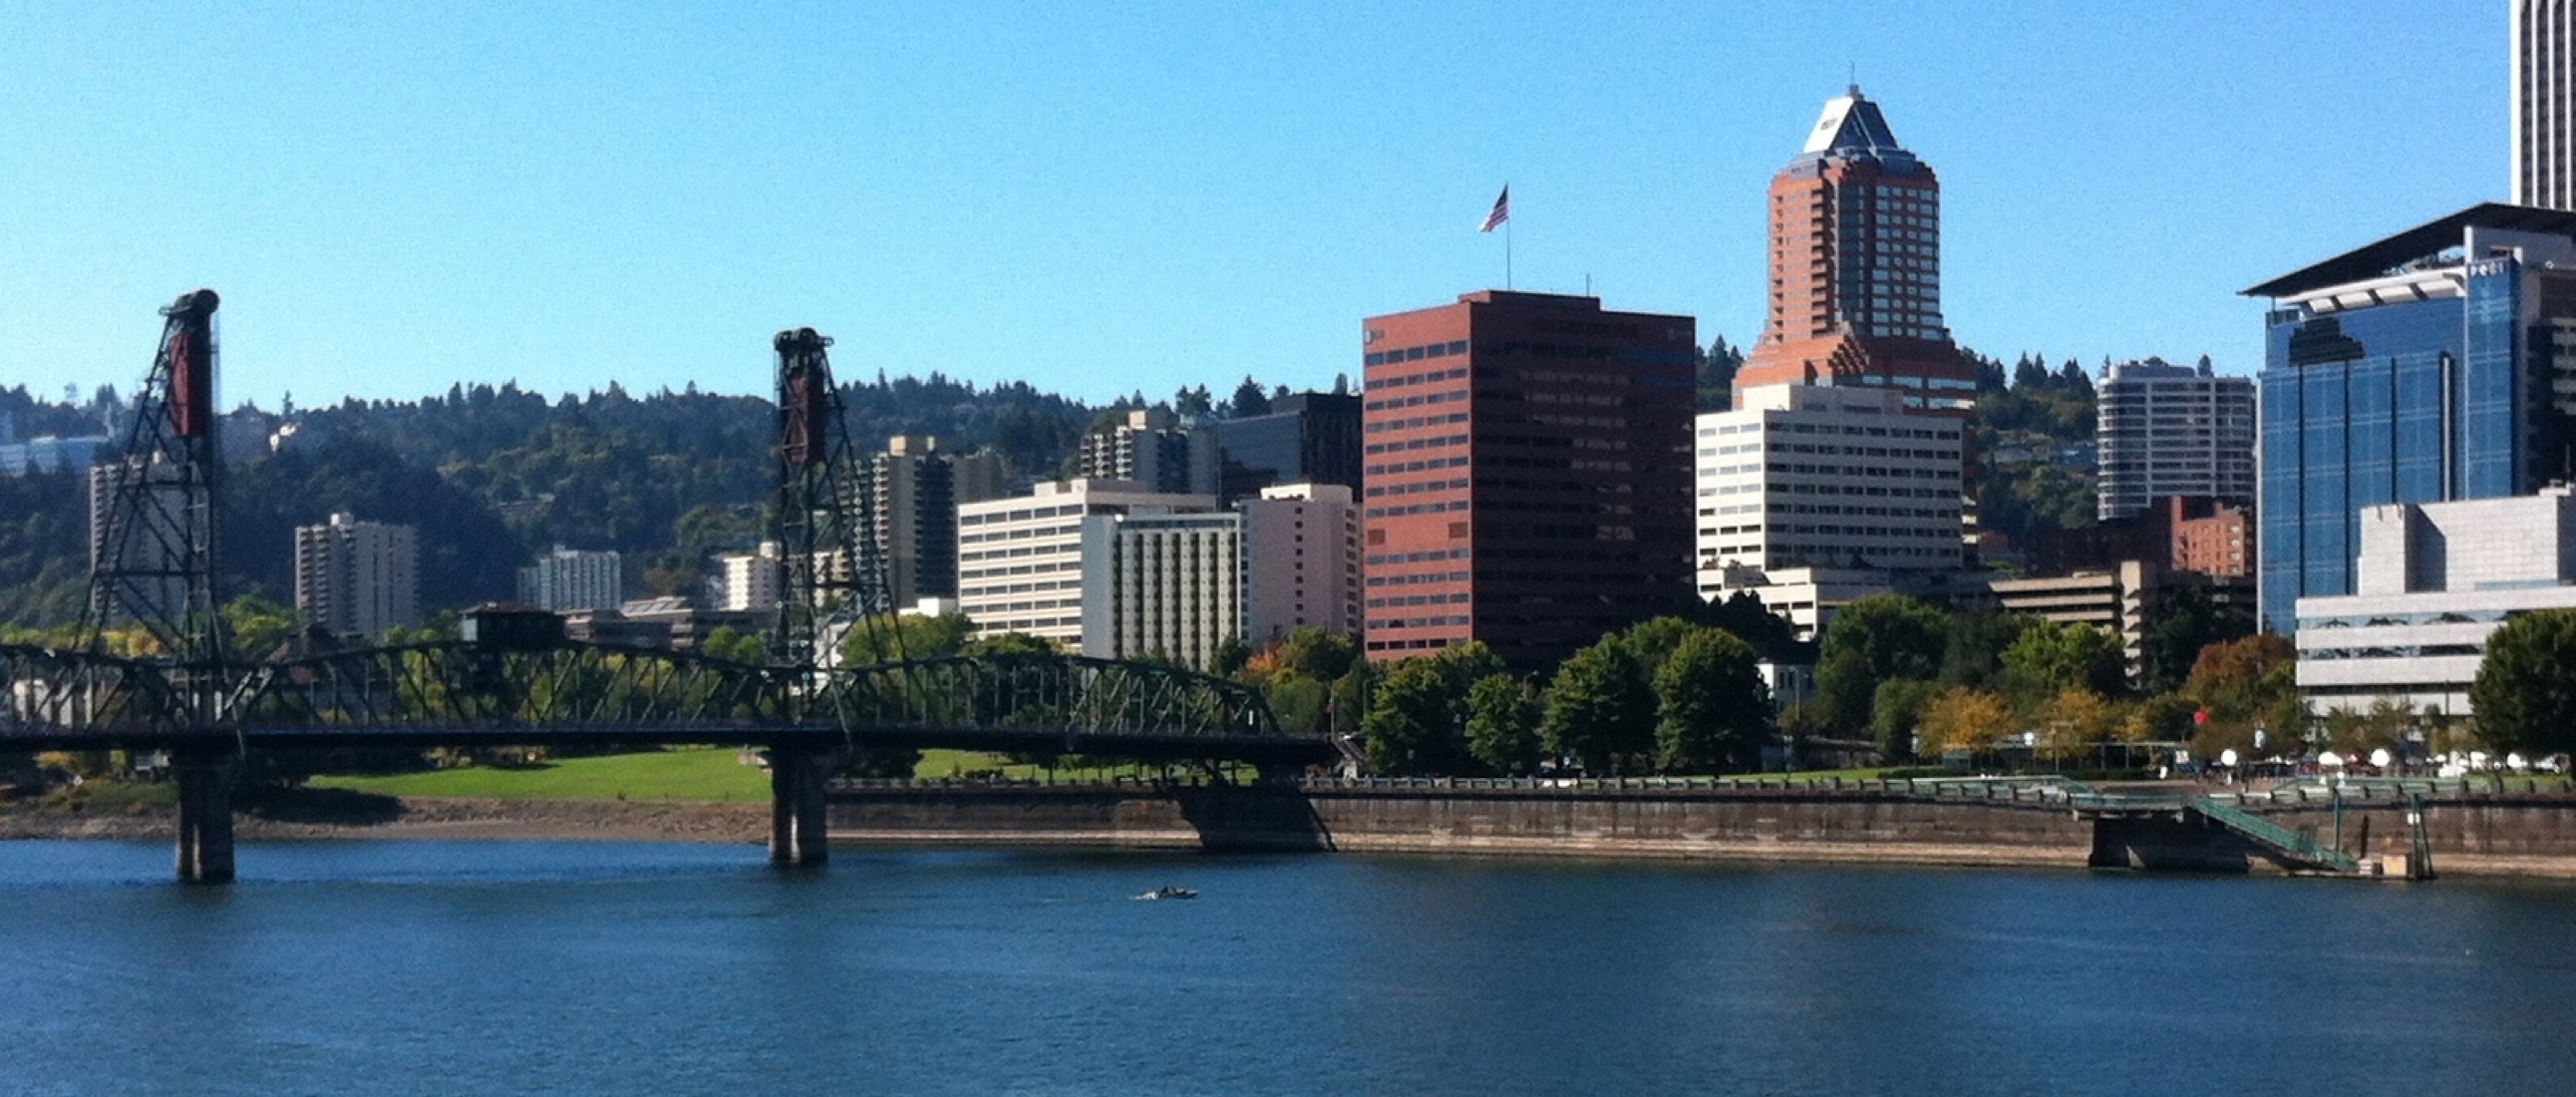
<box><xmin>2246</xmin><ymin>203</ymin><xmax>2576</xmax><ymax>635</ymax></box>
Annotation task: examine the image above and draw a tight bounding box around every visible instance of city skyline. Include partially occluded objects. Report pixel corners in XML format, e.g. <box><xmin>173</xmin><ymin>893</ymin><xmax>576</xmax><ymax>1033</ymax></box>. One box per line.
<box><xmin>0</xmin><ymin>4</ymin><xmax>2507</xmax><ymax>410</ymax></box>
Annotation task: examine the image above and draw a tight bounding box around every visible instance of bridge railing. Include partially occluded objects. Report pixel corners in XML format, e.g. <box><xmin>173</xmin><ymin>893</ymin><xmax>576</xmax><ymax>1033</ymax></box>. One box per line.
<box><xmin>0</xmin><ymin>644</ymin><xmax>187</xmax><ymax>739</ymax></box>
<box><xmin>806</xmin><ymin>655</ymin><xmax>1288</xmax><ymax>742</ymax></box>
<box><xmin>230</xmin><ymin>641</ymin><xmax>774</xmax><ymax>735</ymax></box>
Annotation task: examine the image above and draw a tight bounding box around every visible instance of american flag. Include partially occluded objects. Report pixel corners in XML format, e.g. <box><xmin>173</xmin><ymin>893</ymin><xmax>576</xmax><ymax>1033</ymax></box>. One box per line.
<box><xmin>1478</xmin><ymin>185</ymin><xmax>1509</xmax><ymax>232</ymax></box>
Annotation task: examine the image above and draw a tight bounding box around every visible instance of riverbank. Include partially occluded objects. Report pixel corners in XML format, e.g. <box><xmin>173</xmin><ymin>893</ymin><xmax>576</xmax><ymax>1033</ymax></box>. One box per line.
<box><xmin>0</xmin><ymin>794</ymin><xmax>770</xmax><ymax>845</ymax></box>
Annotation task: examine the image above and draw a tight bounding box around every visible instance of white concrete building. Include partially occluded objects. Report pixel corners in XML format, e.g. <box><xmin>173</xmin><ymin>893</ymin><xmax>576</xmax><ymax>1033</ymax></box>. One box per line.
<box><xmin>714</xmin><ymin>542</ymin><xmax>784</xmax><ymax>612</ymax></box>
<box><xmin>1703</xmin><ymin>563</ymin><xmax>1902</xmax><ymax>642</ymax></box>
<box><xmin>1238</xmin><ymin>483</ymin><xmax>1361</xmax><ymax>645</ymax></box>
<box><xmin>294</xmin><ymin>513</ymin><xmax>419</xmax><ymax>638</ymax></box>
<box><xmin>516</xmin><ymin>547</ymin><xmax>623</xmax><ymax>612</ymax></box>
<box><xmin>956</xmin><ymin>479</ymin><xmax>1215</xmax><ymax>648</ymax></box>
<box><xmin>2296</xmin><ymin>489</ymin><xmax>2576</xmax><ymax>717</ymax></box>
<box><xmin>2093</xmin><ymin>358</ymin><xmax>2256</xmax><ymax>521</ymax></box>
<box><xmin>1695</xmin><ymin>384</ymin><xmax>1963</xmax><ymax>625</ymax></box>
<box><xmin>1081</xmin><ymin>512</ymin><xmax>1240</xmax><ymax>668</ymax></box>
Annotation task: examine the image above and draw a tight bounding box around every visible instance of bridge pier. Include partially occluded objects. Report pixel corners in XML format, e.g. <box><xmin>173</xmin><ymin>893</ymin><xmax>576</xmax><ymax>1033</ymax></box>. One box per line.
<box><xmin>769</xmin><ymin>746</ymin><xmax>835</xmax><ymax>867</ymax></box>
<box><xmin>172</xmin><ymin>751</ymin><xmax>234</xmax><ymax>885</ymax></box>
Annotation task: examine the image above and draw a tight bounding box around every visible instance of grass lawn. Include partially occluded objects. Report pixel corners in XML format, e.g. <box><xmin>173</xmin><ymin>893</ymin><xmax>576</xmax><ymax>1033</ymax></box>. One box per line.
<box><xmin>312</xmin><ymin>747</ymin><xmax>773</xmax><ymax>802</ymax></box>
<box><xmin>310</xmin><ymin>747</ymin><xmax>1190</xmax><ymax>802</ymax></box>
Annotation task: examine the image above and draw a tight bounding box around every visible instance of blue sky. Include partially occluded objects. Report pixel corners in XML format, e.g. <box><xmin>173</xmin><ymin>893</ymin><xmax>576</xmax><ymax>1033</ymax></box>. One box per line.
<box><xmin>0</xmin><ymin>2</ymin><xmax>2505</xmax><ymax>411</ymax></box>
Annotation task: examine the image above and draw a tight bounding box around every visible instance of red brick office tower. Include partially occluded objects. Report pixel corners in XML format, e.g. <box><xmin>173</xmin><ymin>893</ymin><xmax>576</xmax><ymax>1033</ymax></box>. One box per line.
<box><xmin>1737</xmin><ymin>86</ymin><xmax>1975</xmax><ymax>412</ymax></box>
<box><xmin>1360</xmin><ymin>290</ymin><xmax>1697</xmax><ymax>671</ymax></box>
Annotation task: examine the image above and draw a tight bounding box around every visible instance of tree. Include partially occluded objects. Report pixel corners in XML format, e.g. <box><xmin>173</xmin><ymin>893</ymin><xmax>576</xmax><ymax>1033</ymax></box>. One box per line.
<box><xmin>1813</xmin><ymin>593</ymin><xmax>1947</xmax><ymax>732</ymax></box>
<box><xmin>2471</xmin><ymin>608</ymin><xmax>2576</xmax><ymax>756</ymax></box>
<box><xmin>1616</xmin><ymin>615</ymin><xmax>1699</xmax><ymax>682</ymax></box>
<box><xmin>2139</xmin><ymin>583</ymin><xmax>2252</xmax><ymax>694</ymax></box>
<box><xmin>1702</xmin><ymin>589</ymin><xmax>1801</xmax><ymax>661</ymax></box>
<box><xmin>1869</xmin><ymin>678</ymin><xmax>1944</xmax><ymax>760</ymax></box>
<box><xmin>1540</xmin><ymin>639</ymin><xmax>1655</xmax><ymax>774</ymax></box>
<box><xmin>1939</xmin><ymin>611</ymin><xmax>2036</xmax><ymax>689</ymax></box>
<box><xmin>1653</xmin><ymin>628</ymin><xmax>1771</xmax><ymax>774</ymax></box>
<box><xmin>1917</xmin><ymin>687</ymin><xmax>2013</xmax><ymax>758</ymax></box>
<box><xmin>1227</xmin><ymin>376</ymin><xmax>1272</xmax><ymax>419</ymax></box>
<box><xmin>839</xmin><ymin>613</ymin><xmax>973</xmax><ymax>665</ymax></box>
<box><xmin>1250</xmin><ymin>626</ymin><xmax>1358</xmax><ymax>684</ymax></box>
<box><xmin>2181</xmin><ymin>633</ymin><xmax>2303</xmax><ymax>753</ymax></box>
<box><xmin>1363</xmin><ymin>660</ymin><xmax>1468</xmax><ymax>775</ymax></box>
<box><xmin>1463</xmin><ymin>674</ymin><xmax>1543</xmax><ymax>775</ymax></box>
<box><xmin>962</xmin><ymin>631</ymin><xmax>1057</xmax><ymax>657</ymax></box>
<box><xmin>1208</xmin><ymin>635</ymin><xmax>1252</xmax><ymax>678</ymax></box>
<box><xmin>2035</xmin><ymin>688</ymin><xmax>2115</xmax><ymax>765</ymax></box>
<box><xmin>2001</xmin><ymin>620</ymin><xmax>2127</xmax><ymax>703</ymax></box>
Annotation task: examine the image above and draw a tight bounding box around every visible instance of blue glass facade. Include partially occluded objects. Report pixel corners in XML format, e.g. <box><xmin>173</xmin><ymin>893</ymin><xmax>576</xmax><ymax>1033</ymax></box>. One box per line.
<box><xmin>2258</xmin><ymin>290</ymin><xmax>2477</xmax><ymax>634</ymax></box>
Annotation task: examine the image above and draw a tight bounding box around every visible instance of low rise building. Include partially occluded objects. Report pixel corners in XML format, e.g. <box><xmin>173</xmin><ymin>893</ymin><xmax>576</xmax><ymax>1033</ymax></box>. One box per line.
<box><xmin>956</xmin><ymin>479</ymin><xmax>1216</xmax><ymax>649</ymax></box>
<box><xmin>1695</xmin><ymin>383</ymin><xmax>1965</xmax><ymax>605</ymax></box>
<box><xmin>2296</xmin><ymin>490</ymin><xmax>2576</xmax><ymax>717</ymax></box>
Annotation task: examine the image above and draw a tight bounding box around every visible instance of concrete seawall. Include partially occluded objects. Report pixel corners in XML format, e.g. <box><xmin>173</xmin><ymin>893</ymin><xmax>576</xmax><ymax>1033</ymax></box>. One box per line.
<box><xmin>828</xmin><ymin>783</ymin><xmax>2576</xmax><ymax>878</ymax></box>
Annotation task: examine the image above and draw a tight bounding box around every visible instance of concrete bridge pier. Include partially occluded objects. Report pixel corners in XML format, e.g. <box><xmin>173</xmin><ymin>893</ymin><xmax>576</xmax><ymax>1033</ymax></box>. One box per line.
<box><xmin>172</xmin><ymin>751</ymin><xmax>235</xmax><ymax>884</ymax></box>
<box><xmin>769</xmin><ymin>746</ymin><xmax>836</xmax><ymax>867</ymax></box>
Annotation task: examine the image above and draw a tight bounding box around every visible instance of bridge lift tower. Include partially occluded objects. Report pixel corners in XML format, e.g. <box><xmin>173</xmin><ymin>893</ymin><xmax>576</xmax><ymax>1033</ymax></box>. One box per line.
<box><xmin>86</xmin><ymin>289</ymin><xmax>235</xmax><ymax>882</ymax></box>
<box><xmin>765</xmin><ymin>326</ymin><xmax>898</xmax><ymax>866</ymax></box>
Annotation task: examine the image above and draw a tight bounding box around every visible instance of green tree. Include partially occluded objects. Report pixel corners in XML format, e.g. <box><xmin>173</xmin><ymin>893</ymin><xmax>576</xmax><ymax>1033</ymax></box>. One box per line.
<box><xmin>1227</xmin><ymin>376</ymin><xmax>1272</xmax><ymax>418</ymax></box>
<box><xmin>962</xmin><ymin>631</ymin><xmax>1057</xmax><ymax>657</ymax></box>
<box><xmin>1617</xmin><ymin>615</ymin><xmax>1700</xmax><ymax>680</ymax></box>
<box><xmin>1330</xmin><ymin>660</ymin><xmax>1379</xmax><ymax>741</ymax></box>
<box><xmin>1540</xmin><ymin>639</ymin><xmax>1655</xmax><ymax>774</ymax></box>
<box><xmin>839</xmin><ymin>613</ymin><xmax>974</xmax><ymax>665</ymax></box>
<box><xmin>1363</xmin><ymin>660</ymin><xmax>1467</xmax><ymax>775</ymax></box>
<box><xmin>2001</xmin><ymin>620</ymin><xmax>2127</xmax><ymax>703</ymax></box>
<box><xmin>220</xmin><ymin>593</ymin><xmax>300</xmax><ymax>659</ymax></box>
<box><xmin>1939</xmin><ymin>611</ymin><xmax>2036</xmax><ymax>688</ymax></box>
<box><xmin>2470</xmin><ymin>608</ymin><xmax>2576</xmax><ymax>757</ymax></box>
<box><xmin>1869</xmin><ymin>678</ymin><xmax>1944</xmax><ymax>760</ymax></box>
<box><xmin>1463</xmin><ymin>673</ymin><xmax>1543</xmax><ymax>775</ymax></box>
<box><xmin>1813</xmin><ymin>593</ymin><xmax>1947</xmax><ymax>731</ymax></box>
<box><xmin>1653</xmin><ymin>628</ymin><xmax>1770</xmax><ymax>774</ymax></box>
<box><xmin>2139</xmin><ymin>583</ymin><xmax>2252</xmax><ymax>694</ymax></box>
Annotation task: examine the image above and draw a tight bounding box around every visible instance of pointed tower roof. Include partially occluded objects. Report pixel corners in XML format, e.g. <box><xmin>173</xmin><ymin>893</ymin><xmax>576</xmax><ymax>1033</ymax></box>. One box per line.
<box><xmin>1787</xmin><ymin>86</ymin><xmax>1925</xmax><ymax>174</ymax></box>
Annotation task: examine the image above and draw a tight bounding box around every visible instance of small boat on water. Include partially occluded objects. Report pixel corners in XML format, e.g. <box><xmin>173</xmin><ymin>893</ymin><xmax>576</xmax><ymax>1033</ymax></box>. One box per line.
<box><xmin>1133</xmin><ymin>886</ymin><xmax>1198</xmax><ymax>901</ymax></box>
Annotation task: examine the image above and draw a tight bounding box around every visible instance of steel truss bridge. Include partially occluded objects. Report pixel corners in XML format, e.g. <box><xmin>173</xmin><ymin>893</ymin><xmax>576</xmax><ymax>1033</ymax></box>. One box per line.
<box><xmin>21</xmin><ymin>294</ymin><xmax>1328</xmax><ymax>883</ymax></box>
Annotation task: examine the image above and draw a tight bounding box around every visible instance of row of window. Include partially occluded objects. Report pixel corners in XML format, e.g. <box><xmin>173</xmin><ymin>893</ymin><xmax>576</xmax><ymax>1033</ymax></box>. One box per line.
<box><xmin>1364</xmin><ymin>412</ymin><xmax>1471</xmax><ymax>434</ymax></box>
<box><xmin>1366</xmin><ymin>570</ymin><xmax>1470</xmax><ymax>587</ymax></box>
<box><xmin>1368</xmin><ymin>592</ymin><xmax>1466</xmax><ymax>608</ymax></box>
<box><xmin>1365</xmin><ymin>548</ymin><xmax>1472</xmax><ymax>565</ymax></box>
<box><xmin>1363</xmin><ymin>342</ymin><xmax>1470</xmax><ymax>369</ymax></box>
<box><xmin>1701</xmin><ymin>421</ymin><xmax>1961</xmax><ymax>439</ymax></box>
<box><xmin>1363</xmin><ymin>432</ymin><xmax>1469</xmax><ymax>456</ymax></box>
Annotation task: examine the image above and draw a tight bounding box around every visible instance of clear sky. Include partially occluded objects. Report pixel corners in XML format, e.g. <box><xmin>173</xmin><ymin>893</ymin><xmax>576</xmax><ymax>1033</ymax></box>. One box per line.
<box><xmin>0</xmin><ymin>2</ymin><xmax>2506</xmax><ymax>411</ymax></box>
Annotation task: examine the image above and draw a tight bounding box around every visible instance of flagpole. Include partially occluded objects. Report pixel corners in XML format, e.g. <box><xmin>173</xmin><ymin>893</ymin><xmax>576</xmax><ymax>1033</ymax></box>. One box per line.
<box><xmin>1505</xmin><ymin>216</ymin><xmax>1514</xmax><ymax>290</ymax></box>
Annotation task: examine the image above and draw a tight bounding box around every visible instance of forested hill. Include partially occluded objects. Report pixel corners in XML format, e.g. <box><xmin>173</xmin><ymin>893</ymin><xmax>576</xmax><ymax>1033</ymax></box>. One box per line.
<box><xmin>0</xmin><ymin>373</ymin><xmax>1107</xmax><ymax>630</ymax></box>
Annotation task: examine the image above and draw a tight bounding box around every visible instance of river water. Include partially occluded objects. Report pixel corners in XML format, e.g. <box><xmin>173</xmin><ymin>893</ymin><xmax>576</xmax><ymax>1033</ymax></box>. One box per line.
<box><xmin>4</xmin><ymin>840</ymin><xmax>2572</xmax><ymax>1096</ymax></box>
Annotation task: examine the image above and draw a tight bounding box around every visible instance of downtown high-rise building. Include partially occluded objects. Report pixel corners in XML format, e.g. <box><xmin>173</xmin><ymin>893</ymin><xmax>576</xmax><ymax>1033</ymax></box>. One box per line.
<box><xmin>872</xmin><ymin>435</ymin><xmax>1006</xmax><ymax>606</ymax></box>
<box><xmin>1360</xmin><ymin>290</ymin><xmax>1697</xmax><ymax>670</ymax></box>
<box><xmin>294</xmin><ymin>512</ymin><xmax>420</xmax><ymax>638</ymax></box>
<box><xmin>2243</xmin><ymin>203</ymin><xmax>2576</xmax><ymax>634</ymax></box>
<box><xmin>515</xmin><ymin>546</ymin><xmax>622</xmax><ymax>612</ymax></box>
<box><xmin>1209</xmin><ymin>391</ymin><xmax>1363</xmax><ymax>504</ymax></box>
<box><xmin>2515</xmin><ymin>0</ymin><xmax>2573</xmax><ymax>210</ymax></box>
<box><xmin>2093</xmin><ymin>359</ymin><xmax>2257</xmax><ymax>521</ymax></box>
<box><xmin>1736</xmin><ymin>86</ymin><xmax>1976</xmax><ymax>412</ymax></box>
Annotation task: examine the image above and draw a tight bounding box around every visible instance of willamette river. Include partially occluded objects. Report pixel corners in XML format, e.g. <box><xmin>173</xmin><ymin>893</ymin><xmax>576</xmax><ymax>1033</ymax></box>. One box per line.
<box><xmin>4</xmin><ymin>840</ymin><xmax>2573</xmax><ymax>1096</ymax></box>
